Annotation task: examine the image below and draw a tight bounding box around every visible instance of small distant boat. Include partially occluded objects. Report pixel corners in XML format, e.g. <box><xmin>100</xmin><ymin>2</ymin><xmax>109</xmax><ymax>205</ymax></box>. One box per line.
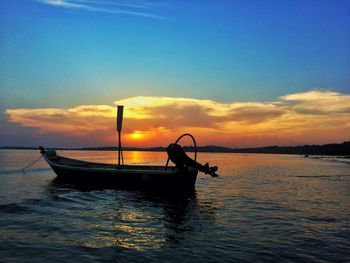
<box><xmin>40</xmin><ymin>106</ymin><xmax>218</xmax><ymax>191</ymax></box>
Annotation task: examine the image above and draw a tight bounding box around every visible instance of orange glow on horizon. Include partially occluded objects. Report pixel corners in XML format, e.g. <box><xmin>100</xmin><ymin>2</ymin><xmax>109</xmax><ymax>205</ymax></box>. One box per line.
<box><xmin>4</xmin><ymin>90</ymin><xmax>350</xmax><ymax>147</ymax></box>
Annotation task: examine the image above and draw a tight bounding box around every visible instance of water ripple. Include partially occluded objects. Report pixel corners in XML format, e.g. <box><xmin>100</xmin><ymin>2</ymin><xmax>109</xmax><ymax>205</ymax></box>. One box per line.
<box><xmin>0</xmin><ymin>151</ymin><xmax>349</xmax><ymax>262</ymax></box>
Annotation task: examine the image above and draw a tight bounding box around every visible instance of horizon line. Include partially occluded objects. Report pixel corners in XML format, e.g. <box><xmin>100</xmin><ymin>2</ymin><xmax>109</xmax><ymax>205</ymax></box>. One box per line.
<box><xmin>1</xmin><ymin>140</ymin><xmax>348</xmax><ymax>150</ymax></box>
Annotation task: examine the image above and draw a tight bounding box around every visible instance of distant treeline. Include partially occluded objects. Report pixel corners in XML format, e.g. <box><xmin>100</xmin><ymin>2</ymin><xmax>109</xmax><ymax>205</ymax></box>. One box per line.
<box><xmin>1</xmin><ymin>141</ymin><xmax>349</xmax><ymax>156</ymax></box>
<box><xmin>226</xmin><ymin>141</ymin><xmax>350</xmax><ymax>156</ymax></box>
<box><xmin>170</xmin><ymin>141</ymin><xmax>350</xmax><ymax>156</ymax></box>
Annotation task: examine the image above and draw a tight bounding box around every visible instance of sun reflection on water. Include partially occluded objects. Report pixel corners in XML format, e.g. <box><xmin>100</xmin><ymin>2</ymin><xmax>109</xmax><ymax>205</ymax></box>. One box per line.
<box><xmin>1</xmin><ymin>150</ymin><xmax>349</xmax><ymax>261</ymax></box>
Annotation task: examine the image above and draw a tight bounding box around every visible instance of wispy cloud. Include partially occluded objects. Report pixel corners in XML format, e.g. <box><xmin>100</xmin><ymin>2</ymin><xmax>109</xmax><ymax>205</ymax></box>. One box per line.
<box><xmin>4</xmin><ymin>90</ymin><xmax>350</xmax><ymax>147</ymax></box>
<box><xmin>35</xmin><ymin>0</ymin><xmax>166</xmax><ymax>19</ymax></box>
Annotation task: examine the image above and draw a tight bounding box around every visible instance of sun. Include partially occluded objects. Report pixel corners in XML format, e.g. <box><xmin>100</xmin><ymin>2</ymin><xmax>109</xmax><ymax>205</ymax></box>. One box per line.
<box><xmin>130</xmin><ymin>131</ymin><xmax>143</xmax><ymax>140</ymax></box>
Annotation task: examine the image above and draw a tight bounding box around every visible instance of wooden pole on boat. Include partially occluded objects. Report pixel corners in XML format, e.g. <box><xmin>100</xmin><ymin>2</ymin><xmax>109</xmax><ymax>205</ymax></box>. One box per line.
<box><xmin>117</xmin><ymin>105</ymin><xmax>124</xmax><ymax>168</ymax></box>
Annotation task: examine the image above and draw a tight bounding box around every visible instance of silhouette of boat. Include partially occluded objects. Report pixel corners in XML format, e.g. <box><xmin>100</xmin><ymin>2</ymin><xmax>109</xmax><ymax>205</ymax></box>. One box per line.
<box><xmin>40</xmin><ymin>106</ymin><xmax>218</xmax><ymax>191</ymax></box>
<box><xmin>40</xmin><ymin>146</ymin><xmax>198</xmax><ymax>191</ymax></box>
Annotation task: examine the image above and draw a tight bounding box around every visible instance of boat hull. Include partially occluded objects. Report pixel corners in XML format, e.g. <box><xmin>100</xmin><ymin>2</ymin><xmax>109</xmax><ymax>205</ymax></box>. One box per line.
<box><xmin>42</xmin><ymin>151</ymin><xmax>198</xmax><ymax>191</ymax></box>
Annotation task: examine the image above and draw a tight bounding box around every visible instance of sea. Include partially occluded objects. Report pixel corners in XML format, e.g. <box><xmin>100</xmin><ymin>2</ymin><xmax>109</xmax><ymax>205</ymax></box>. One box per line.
<box><xmin>0</xmin><ymin>150</ymin><xmax>349</xmax><ymax>262</ymax></box>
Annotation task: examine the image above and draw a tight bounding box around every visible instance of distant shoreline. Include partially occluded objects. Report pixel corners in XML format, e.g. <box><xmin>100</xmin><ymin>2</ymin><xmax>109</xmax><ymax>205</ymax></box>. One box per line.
<box><xmin>1</xmin><ymin>141</ymin><xmax>349</xmax><ymax>156</ymax></box>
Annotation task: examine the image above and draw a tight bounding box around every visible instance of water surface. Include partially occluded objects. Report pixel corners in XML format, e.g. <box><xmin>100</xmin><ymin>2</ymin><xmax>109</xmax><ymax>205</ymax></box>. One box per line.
<box><xmin>0</xmin><ymin>150</ymin><xmax>349</xmax><ymax>262</ymax></box>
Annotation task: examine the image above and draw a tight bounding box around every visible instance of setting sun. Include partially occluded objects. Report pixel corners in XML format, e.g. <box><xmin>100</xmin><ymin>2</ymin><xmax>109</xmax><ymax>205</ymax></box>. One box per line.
<box><xmin>130</xmin><ymin>131</ymin><xmax>143</xmax><ymax>140</ymax></box>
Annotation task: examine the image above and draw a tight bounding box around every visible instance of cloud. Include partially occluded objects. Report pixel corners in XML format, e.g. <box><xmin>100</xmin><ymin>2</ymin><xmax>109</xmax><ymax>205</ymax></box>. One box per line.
<box><xmin>35</xmin><ymin>0</ymin><xmax>166</xmax><ymax>19</ymax></box>
<box><xmin>3</xmin><ymin>89</ymin><xmax>350</xmax><ymax>147</ymax></box>
<box><xmin>5</xmin><ymin>107</ymin><xmax>115</xmax><ymax>134</ymax></box>
<box><xmin>280</xmin><ymin>90</ymin><xmax>350</xmax><ymax>115</ymax></box>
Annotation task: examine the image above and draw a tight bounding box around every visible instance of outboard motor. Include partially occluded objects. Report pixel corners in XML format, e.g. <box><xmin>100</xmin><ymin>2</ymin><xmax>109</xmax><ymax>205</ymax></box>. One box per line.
<box><xmin>166</xmin><ymin>134</ymin><xmax>218</xmax><ymax>177</ymax></box>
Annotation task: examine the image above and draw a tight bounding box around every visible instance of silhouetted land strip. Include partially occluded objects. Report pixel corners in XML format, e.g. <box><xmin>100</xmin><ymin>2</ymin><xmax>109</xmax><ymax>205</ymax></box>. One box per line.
<box><xmin>1</xmin><ymin>141</ymin><xmax>349</xmax><ymax>156</ymax></box>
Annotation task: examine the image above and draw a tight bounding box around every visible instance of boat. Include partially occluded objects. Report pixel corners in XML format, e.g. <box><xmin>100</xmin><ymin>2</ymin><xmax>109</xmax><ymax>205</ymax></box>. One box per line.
<box><xmin>40</xmin><ymin>146</ymin><xmax>198</xmax><ymax>191</ymax></box>
<box><xmin>40</xmin><ymin>106</ymin><xmax>218</xmax><ymax>191</ymax></box>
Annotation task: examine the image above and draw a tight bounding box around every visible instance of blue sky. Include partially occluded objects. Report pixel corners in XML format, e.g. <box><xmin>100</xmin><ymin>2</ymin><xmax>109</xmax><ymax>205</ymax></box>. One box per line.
<box><xmin>0</xmin><ymin>0</ymin><xmax>349</xmax><ymax>147</ymax></box>
<box><xmin>1</xmin><ymin>0</ymin><xmax>349</xmax><ymax>108</ymax></box>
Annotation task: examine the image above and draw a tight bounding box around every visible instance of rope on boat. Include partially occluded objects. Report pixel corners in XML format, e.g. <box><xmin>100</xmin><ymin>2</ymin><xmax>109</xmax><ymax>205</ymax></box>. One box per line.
<box><xmin>21</xmin><ymin>155</ymin><xmax>43</xmax><ymax>172</ymax></box>
<box><xmin>165</xmin><ymin>133</ymin><xmax>197</xmax><ymax>170</ymax></box>
<box><xmin>3</xmin><ymin>154</ymin><xmax>43</xmax><ymax>173</ymax></box>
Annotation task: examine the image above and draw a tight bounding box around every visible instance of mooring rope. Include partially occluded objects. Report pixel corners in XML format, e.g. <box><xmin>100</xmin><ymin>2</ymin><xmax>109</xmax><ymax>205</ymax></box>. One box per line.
<box><xmin>1</xmin><ymin>154</ymin><xmax>43</xmax><ymax>174</ymax></box>
<box><xmin>21</xmin><ymin>155</ymin><xmax>43</xmax><ymax>172</ymax></box>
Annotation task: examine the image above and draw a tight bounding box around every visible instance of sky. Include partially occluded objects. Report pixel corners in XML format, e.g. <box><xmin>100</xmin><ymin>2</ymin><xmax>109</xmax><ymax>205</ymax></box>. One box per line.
<box><xmin>0</xmin><ymin>0</ymin><xmax>349</xmax><ymax>148</ymax></box>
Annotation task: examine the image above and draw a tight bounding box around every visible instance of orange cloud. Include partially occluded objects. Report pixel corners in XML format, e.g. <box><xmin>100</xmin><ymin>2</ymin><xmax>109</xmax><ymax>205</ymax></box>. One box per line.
<box><xmin>4</xmin><ymin>90</ymin><xmax>350</xmax><ymax>147</ymax></box>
